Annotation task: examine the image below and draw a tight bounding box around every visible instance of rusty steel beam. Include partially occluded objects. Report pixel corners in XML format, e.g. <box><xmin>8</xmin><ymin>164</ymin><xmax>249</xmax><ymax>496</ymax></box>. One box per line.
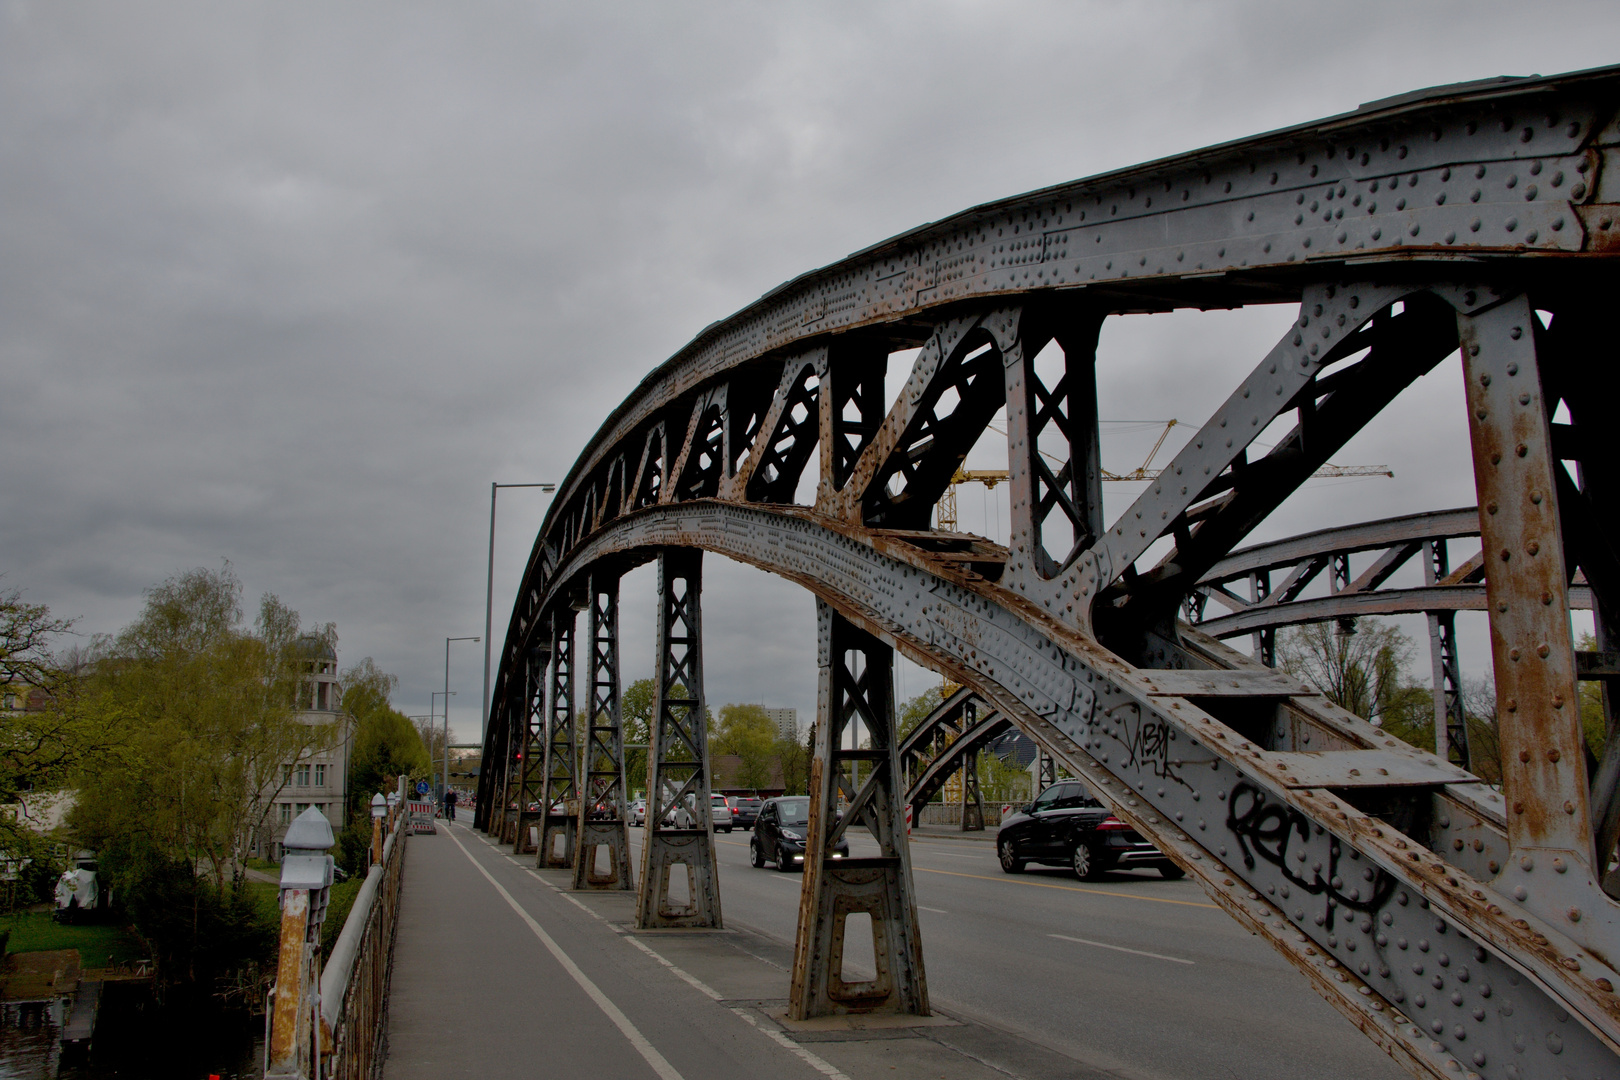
<box><xmin>636</xmin><ymin>549</ymin><xmax>722</xmax><ymax>929</ymax></box>
<box><xmin>509</xmin><ymin>644</ymin><xmax>549</xmax><ymax>853</ymax></box>
<box><xmin>574</xmin><ymin>572</ymin><xmax>634</xmax><ymax>890</ymax></box>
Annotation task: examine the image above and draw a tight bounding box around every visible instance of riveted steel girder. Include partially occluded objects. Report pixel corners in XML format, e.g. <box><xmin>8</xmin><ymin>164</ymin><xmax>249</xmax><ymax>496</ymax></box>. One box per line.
<box><xmin>538</xmin><ymin>611</ymin><xmax>577</xmax><ymax>869</ymax></box>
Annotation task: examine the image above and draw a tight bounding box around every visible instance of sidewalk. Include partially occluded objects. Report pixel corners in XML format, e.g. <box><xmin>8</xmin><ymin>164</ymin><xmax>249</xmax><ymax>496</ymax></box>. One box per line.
<box><xmin>383</xmin><ymin>821</ymin><xmax>1101</xmax><ymax>1080</ymax></box>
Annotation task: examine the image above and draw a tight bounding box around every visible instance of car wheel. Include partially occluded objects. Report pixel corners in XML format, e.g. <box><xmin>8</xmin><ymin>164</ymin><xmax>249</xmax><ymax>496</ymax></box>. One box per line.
<box><xmin>997</xmin><ymin>836</ymin><xmax>1025</xmax><ymax>874</ymax></box>
<box><xmin>1159</xmin><ymin>862</ymin><xmax>1186</xmax><ymax>880</ymax></box>
<box><xmin>724</xmin><ymin>825</ymin><xmax>733</xmax><ymax>833</ymax></box>
<box><xmin>750</xmin><ymin>839</ymin><xmax>766</xmax><ymax>868</ymax></box>
<box><xmin>1071</xmin><ymin>842</ymin><xmax>1104</xmax><ymax>881</ymax></box>
<box><xmin>775</xmin><ymin>843</ymin><xmax>795</xmax><ymax>873</ymax></box>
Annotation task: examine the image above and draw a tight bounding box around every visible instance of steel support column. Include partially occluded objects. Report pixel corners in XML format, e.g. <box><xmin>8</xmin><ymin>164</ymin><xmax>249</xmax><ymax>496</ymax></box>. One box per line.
<box><xmin>635</xmin><ymin>549</ymin><xmax>721</xmax><ymax>928</ymax></box>
<box><xmin>537</xmin><ymin>611</ymin><xmax>577</xmax><ymax>869</ymax></box>
<box><xmin>960</xmin><ymin>699</ymin><xmax>984</xmax><ymax>832</ymax></box>
<box><xmin>1424</xmin><ymin>539</ymin><xmax>1471</xmax><ymax>769</ymax></box>
<box><xmin>510</xmin><ymin>646</ymin><xmax>549</xmax><ymax>852</ymax></box>
<box><xmin>1459</xmin><ymin>293</ymin><xmax>1601</xmax><ymax>931</ymax></box>
<box><xmin>574</xmin><ymin>572</ymin><xmax>634</xmax><ymax>890</ymax></box>
<box><xmin>791</xmin><ymin>602</ymin><xmax>927</xmax><ymax>1018</ymax></box>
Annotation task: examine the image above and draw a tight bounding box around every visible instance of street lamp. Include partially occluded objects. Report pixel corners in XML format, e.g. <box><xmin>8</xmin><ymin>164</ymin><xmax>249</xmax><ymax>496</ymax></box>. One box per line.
<box><xmin>482</xmin><ymin>482</ymin><xmax>556</xmax><ymax>736</ymax></box>
<box><xmin>445</xmin><ymin>636</ymin><xmax>480</xmax><ymax>806</ymax></box>
<box><xmin>425</xmin><ymin>698</ymin><xmax>453</xmax><ymax>791</ymax></box>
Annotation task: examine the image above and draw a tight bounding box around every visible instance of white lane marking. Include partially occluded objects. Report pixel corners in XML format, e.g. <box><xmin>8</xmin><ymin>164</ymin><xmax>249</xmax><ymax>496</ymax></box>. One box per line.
<box><xmin>465</xmin><ymin>824</ymin><xmax>848</xmax><ymax>1080</ymax></box>
<box><xmin>444</xmin><ymin>827</ymin><xmax>687</xmax><ymax>1080</ymax></box>
<box><xmin>920</xmin><ymin>852</ymin><xmax>981</xmax><ymax>860</ymax></box>
<box><xmin>729</xmin><ymin>1007</ymin><xmax>854</xmax><ymax>1080</ymax></box>
<box><xmin>917</xmin><ymin>906</ymin><xmax>949</xmax><ymax>914</ymax></box>
<box><xmin>620</xmin><ymin>934</ymin><xmax>723</xmax><ymax>1001</ymax></box>
<box><xmin>1048</xmin><ymin>933</ymin><xmax>1195</xmax><ymax>965</ymax></box>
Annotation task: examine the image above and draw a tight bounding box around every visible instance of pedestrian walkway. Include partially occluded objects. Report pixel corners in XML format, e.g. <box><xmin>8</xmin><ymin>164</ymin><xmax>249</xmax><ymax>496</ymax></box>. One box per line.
<box><xmin>384</xmin><ymin>821</ymin><xmax>1098</xmax><ymax>1080</ymax></box>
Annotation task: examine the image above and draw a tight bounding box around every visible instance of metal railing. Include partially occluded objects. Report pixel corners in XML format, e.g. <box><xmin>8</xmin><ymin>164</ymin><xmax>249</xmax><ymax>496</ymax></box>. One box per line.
<box><xmin>318</xmin><ymin>817</ymin><xmax>406</xmax><ymax>1080</ymax></box>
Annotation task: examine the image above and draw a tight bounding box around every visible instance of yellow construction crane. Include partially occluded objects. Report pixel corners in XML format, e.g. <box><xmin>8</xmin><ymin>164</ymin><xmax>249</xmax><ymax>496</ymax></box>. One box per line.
<box><xmin>935</xmin><ymin>420</ymin><xmax>1393</xmax><ymax>531</ymax></box>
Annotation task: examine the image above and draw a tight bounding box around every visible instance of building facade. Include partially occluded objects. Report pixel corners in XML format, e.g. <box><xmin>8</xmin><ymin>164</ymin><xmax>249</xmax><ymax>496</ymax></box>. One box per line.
<box><xmin>764</xmin><ymin>707</ymin><xmax>798</xmax><ymax>740</ymax></box>
<box><xmin>260</xmin><ymin>636</ymin><xmax>351</xmax><ymax>863</ymax></box>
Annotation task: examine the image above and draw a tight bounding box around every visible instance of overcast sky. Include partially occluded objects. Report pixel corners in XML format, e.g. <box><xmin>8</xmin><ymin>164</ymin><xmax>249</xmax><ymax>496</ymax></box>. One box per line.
<box><xmin>3</xmin><ymin>2</ymin><xmax>1616</xmax><ymax>744</ymax></box>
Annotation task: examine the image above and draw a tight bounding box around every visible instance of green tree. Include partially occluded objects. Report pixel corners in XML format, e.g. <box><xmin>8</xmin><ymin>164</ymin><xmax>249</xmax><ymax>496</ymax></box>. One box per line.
<box><xmin>898</xmin><ymin>683</ymin><xmax>947</xmax><ymax>743</ymax></box>
<box><xmin>69</xmin><ymin>564</ymin><xmax>334</xmax><ymax>985</ymax></box>
<box><xmin>1278</xmin><ymin>619</ymin><xmax>1416</xmax><ymax>729</ymax></box>
<box><xmin>622</xmin><ymin>677</ymin><xmax>655</xmax><ymax>796</ymax></box>
<box><xmin>714</xmin><ymin>703</ymin><xmax>777</xmax><ymax>792</ymax></box>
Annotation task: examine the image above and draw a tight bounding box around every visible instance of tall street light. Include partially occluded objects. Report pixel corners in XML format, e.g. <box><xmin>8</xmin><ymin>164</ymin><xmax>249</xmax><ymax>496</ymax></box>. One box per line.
<box><xmin>445</xmin><ymin>637</ymin><xmax>479</xmax><ymax>803</ymax></box>
<box><xmin>483</xmin><ymin>482</ymin><xmax>556</xmax><ymax>739</ymax></box>
<box><xmin>424</xmin><ymin>699</ymin><xmax>451</xmax><ymax>790</ymax></box>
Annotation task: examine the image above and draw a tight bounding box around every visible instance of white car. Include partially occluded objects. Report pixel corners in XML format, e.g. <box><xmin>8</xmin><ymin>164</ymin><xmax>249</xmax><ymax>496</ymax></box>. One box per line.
<box><xmin>630</xmin><ymin>798</ymin><xmax>647</xmax><ymax>826</ymax></box>
<box><xmin>711</xmin><ymin>793</ymin><xmax>734</xmax><ymax>833</ymax></box>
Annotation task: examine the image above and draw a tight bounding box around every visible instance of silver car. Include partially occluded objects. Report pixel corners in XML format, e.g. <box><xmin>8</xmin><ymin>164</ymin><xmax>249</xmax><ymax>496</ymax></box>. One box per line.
<box><xmin>711</xmin><ymin>793</ymin><xmax>734</xmax><ymax>833</ymax></box>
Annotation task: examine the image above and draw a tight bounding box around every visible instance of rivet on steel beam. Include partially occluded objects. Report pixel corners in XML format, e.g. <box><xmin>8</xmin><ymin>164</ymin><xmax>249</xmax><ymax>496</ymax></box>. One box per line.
<box><xmin>1564</xmin><ymin>801</ymin><xmax>1576</xmax><ymax>815</ymax></box>
<box><xmin>1548</xmin><ymin>748</ymin><xmax>1561</xmax><ymax>762</ymax></box>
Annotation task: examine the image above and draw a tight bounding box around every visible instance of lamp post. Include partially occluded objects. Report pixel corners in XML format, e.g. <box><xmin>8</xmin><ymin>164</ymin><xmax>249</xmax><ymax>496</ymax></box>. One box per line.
<box><xmin>427</xmin><ymin>696</ymin><xmax>454</xmax><ymax>795</ymax></box>
<box><xmin>445</xmin><ymin>636</ymin><xmax>480</xmax><ymax>808</ymax></box>
<box><xmin>482</xmin><ymin>482</ymin><xmax>556</xmax><ymax>737</ymax></box>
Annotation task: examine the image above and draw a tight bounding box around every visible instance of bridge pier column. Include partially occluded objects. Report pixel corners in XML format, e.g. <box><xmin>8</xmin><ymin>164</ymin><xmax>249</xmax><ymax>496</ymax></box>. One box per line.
<box><xmin>791</xmin><ymin>602</ymin><xmax>927</xmax><ymax>1019</ymax></box>
<box><xmin>635</xmin><ymin>549</ymin><xmax>722</xmax><ymax>928</ymax></box>
<box><xmin>537</xmin><ymin>610</ymin><xmax>578</xmax><ymax>869</ymax></box>
<box><xmin>510</xmin><ymin>645</ymin><xmax>549</xmax><ymax>852</ymax></box>
<box><xmin>574</xmin><ymin>572</ymin><xmax>634</xmax><ymax>890</ymax></box>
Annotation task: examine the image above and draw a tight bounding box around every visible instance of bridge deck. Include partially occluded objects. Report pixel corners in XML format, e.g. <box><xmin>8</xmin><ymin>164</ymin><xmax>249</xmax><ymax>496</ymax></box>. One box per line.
<box><xmin>384</xmin><ymin>822</ymin><xmax>1081</xmax><ymax>1080</ymax></box>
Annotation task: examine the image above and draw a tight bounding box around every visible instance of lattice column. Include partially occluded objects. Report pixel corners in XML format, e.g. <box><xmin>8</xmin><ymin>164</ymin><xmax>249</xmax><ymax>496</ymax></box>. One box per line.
<box><xmin>537</xmin><ymin>611</ymin><xmax>578</xmax><ymax>869</ymax></box>
<box><xmin>791</xmin><ymin>601</ymin><xmax>927</xmax><ymax>1019</ymax></box>
<box><xmin>574</xmin><ymin>573</ymin><xmax>634</xmax><ymax>891</ymax></box>
<box><xmin>1003</xmin><ymin>310</ymin><xmax>1106</xmax><ymax>592</ymax></box>
<box><xmin>1249</xmin><ymin>570</ymin><xmax>1275</xmax><ymax>668</ymax></box>
<box><xmin>635</xmin><ymin>549</ymin><xmax>721</xmax><ymax>928</ymax></box>
<box><xmin>1459</xmin><ymin>295</ymin><xmax>1596</xmax><ymax>913</ymax></box>
<box><xmin>959</xmin><ymin>699</ymin><xmax>984</xmax><ymax>832</ymax></box>
<box><xmin>1038</xmin><ymin>749</ymin><xmax>1056</xmax><ymax>790</ymax></box>
<box><xmin>510</xmin><ymin>645</ymin><xmax>550</xmax><ymax>852</ymax></box>
<box><xmin>1422</xmin><ymin>540</ymin><xmax>1470</xmax><ymax>769</ymax></box>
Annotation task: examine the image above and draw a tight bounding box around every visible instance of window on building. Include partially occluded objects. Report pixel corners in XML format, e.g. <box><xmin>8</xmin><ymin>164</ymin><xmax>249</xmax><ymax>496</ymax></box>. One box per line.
<box><xmin>296</xmin><ymin>803</ymin><xmax>310</xmax><ymax>815</ymax></box>
<box><xmin>296</xmin><ymin>764</ymin><xmax>310</xmax><ymax>786</ymax></box>
<box><xmin>279</xmin><ymin>803</ymin><xmax>292</xmax><ymax>825</ymax></box>
<box><xmin>315</xmin><ymin>763</ymin><xmax>326</xmax><ymax>787</ymax></box>
<box><xmin>282</xmin><ymin>765</ymin><xmax>292</xmax><ymax>786</ymax></box>
<box><xmin>316</xmin><ymin>681</ymin><xmax>329</xmax><ymax>711</ymax></box>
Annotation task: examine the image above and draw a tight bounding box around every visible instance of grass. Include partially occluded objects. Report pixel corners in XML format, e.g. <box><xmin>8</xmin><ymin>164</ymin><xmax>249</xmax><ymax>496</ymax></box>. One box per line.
<box><xmin>2</xmin><ymin>910</ymin><xmax>148</xmax><ymax>969</ymax></box>
<box><xmin>320</xmin><ymin>877</ymin><xmax>363</xmax><ymax>962</ymax></box>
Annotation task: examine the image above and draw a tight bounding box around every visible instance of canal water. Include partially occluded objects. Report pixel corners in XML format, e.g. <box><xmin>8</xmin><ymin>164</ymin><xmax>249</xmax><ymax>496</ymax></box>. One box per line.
<box><xmin>0</xmin><ymin>984</ymin><xmax>264</xmax><ymax>1079</ymax></box>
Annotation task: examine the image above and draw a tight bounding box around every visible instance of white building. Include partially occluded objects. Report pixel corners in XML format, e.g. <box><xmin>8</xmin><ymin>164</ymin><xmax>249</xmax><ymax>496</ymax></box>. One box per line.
<box><xmin>765</xmin><ymin>707</ymin><xmax>799</xmax><ymax>740</ymax></box>
<box><xmin>261</xmin><ymin>635</ymin><xmax>351</xmax><ymax>862</ymax></box>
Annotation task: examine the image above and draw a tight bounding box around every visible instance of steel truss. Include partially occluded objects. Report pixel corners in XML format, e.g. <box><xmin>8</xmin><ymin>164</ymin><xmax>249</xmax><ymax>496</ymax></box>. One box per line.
<box><xmin>479</xmin><ymin>68</ymin><xmax>1620</xmax><ymax>1078</ymax></box>
<box><xmin>537</xmin><ymin>610</ymin><xmax>577</xmax><ymax>869</ymax></box>
<box><xmin>791</xmin><ymin>603</ymin><xmax>927</xmax><ymax>1017</ymax></box>
<box><xmin>575</xmin><ymin>573</ymin><xmax>634</xmax><ymax>890</ymax></box>
<box><xmin>508</xmin><ymin>643</ymin><xmax>550</xmax><ymax>851</ymax></box>
<box><xmin>636</xmin><ymin>550</ymin><xmax>722</xmax><ymax>928</ymax></box>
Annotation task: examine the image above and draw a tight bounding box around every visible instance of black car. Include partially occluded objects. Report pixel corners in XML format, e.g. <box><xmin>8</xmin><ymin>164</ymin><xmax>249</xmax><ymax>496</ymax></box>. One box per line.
<box><xmin>996</xmin><ymin>780</ymin><xmax>1183</xmax><ymax>881</ymax></box>
<box><xmin>731</xmin><ymin>796</ymin><xmax>762</xmax><ymax>830</ymax></box>
<box><xmin>749</xmin><ymin>796</ymin><xmax>849</xmax><ymax>872</ymax></box>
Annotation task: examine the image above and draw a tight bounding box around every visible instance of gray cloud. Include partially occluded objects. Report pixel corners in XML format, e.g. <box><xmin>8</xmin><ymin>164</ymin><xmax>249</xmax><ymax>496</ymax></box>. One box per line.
<box><xmin>2</xmin><ymin>0</ymin><xmax>1614</xmax><ymax>739</ymax></box>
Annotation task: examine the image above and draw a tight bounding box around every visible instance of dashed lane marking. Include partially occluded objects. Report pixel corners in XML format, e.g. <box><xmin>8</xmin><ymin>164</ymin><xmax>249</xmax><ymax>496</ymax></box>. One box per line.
<box><xmin>916</xmin><ymin>866</ymin><xmax>1219</xmax><ymax>909</ymax></box>
<box><xmin>1049</xmin><ymin>933</ymin><xmax>1195</xmax><ymax>965</ymax></box>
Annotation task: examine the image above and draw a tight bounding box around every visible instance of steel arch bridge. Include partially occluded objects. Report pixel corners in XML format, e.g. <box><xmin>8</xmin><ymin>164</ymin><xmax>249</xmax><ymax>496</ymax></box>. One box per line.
<box><xmin>477</xmin><ymin>66</ymin><xmax>1620</xmax><ymax>1080</ymax></box>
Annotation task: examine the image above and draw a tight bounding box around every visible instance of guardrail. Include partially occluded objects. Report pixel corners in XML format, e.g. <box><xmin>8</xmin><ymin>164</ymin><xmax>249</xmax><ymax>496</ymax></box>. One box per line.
<box><xmin>318</xmin><ymin>815</ymin><xmax>406</xmax><ymax>1080</ymax></box>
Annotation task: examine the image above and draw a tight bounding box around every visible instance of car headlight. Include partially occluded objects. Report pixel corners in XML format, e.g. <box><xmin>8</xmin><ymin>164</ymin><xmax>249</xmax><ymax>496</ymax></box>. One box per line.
<box><xmin>780</xmin><ymin>830</ymin><xmax>804</xmax><ymax>841</ymax></box>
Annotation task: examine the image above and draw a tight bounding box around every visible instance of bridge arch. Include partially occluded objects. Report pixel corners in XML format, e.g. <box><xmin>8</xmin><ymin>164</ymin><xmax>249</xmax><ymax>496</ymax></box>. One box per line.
<box><xmin>479</xmin><ymin>67</ymin><xmax>1620</xmax><ymax>1078</ymax></box>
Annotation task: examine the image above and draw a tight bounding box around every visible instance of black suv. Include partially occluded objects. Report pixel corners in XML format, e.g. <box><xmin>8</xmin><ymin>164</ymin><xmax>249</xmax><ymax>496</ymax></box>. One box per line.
<box><xmin>732</xmin><ymin>796</ymin><xmax>762</xmax><ymax>830</ymax></box>
<box><xmin>996</xmin><ymin>780</ymin><xmax>1183</xmax><ymax>881</ymax></box>
<box><xmin>750</xmin><ymin>796</ymin><xmax>849</xmax><ymax>872</ymax></box>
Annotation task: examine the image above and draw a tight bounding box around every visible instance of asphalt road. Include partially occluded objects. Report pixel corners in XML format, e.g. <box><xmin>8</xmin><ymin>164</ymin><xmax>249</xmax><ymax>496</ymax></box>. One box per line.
<box><xmin>630</xmin><ymin>824</ymin><xmax>1408</xmax><ymax>1080</ymax></box>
